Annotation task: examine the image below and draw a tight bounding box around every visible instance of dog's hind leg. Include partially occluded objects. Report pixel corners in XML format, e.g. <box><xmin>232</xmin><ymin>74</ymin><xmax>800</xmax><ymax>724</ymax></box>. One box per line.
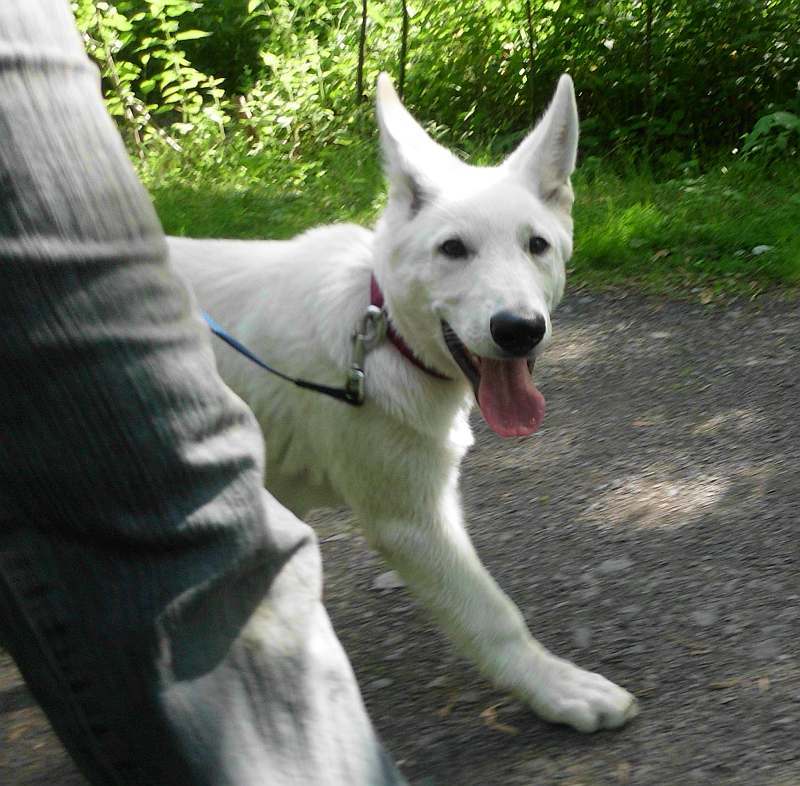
<box><xmin>361</xmin><ymin>487</ymin><xmax>639</xmax><ymax>733</ymax></box>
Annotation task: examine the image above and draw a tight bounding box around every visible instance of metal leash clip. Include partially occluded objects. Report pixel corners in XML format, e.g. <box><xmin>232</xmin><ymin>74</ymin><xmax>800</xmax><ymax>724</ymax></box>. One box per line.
<box><xmin>345</xmin><ymin>304</ymin><xmax>387</xmax><ymax>404</ymax></box>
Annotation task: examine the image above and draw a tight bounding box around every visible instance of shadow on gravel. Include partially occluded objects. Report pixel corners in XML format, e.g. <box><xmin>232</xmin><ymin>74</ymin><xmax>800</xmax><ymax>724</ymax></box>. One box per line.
<box><xmin>2</xmin><ymin>292</ymin><xmax>798</xmax><ymax>786</ymax></box>
<box><xmin>319</xmin><ymin>292</ymin><xmax>800</xmax><ymax>786</ymax></box>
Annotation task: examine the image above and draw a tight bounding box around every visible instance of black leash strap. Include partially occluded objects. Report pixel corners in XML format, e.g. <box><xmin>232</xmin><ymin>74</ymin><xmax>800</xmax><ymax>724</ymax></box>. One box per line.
<box><xmin>202</xmin><ymin>312</ymin><xmax>362</xmax><ymax>406</ymax></box>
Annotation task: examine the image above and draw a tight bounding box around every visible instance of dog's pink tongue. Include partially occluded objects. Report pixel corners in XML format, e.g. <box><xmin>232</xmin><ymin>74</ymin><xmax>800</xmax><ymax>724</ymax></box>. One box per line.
<box><xmin>477</xmin><ymin>357</ymin><xmax>545</xmax><ymax>438</ymax></box>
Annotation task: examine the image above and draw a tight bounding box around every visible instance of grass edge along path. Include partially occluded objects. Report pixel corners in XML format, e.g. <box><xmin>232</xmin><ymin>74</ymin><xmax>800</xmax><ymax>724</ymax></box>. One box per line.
<box><xmin>144</xmin><ymin>140</ymin><xmax>800</xmax><ymax>301</ymax></box>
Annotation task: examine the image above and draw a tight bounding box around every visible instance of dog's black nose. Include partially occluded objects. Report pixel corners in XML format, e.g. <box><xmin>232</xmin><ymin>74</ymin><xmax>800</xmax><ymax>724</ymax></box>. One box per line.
<box><xmin>490</xmin><ymin>310</ymin><xmax>547</xmax><ymax>355</ymax></box>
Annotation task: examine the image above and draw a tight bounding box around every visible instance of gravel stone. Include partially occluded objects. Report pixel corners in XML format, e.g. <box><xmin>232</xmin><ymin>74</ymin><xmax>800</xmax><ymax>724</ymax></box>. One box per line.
<box><xmin>690</xmin><ymin>609</ymin><xmax>719</xmax><ymax>627</ymax></box>
<box><xmin>597</xmin><ymin>556</ymin><xmax>634</xmax><ymax>574</ymax></box>
<box><xmin>752</xmin><ymin>638</ymin><xmax>781</xmax><ymax>662</ymax></box>
<box><xmin>425</xmin><ymin>676</ymin><xmax>448</xmax><ymax>689</ymax></box>
<box><xmin>368</xmin><ymin>678</ymin><xmax>394</xmax><ymax>690</ymax></box>
<box><xmin>323</xmin><ymin>532</ymin><xmax>351</xmax><ymax>542</ymax></box>
<box><xmin>572</xmin><ymin>625</ymin><xmax>592</xmax><ymax>649</ymax></box>
<box><xmin>371</xmin><ymin>570</ymin><xmax>406</xmax><ymax>591</ymax></box>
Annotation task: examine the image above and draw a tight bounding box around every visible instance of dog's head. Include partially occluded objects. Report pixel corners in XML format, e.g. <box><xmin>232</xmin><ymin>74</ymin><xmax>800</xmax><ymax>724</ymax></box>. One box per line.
<box><xmin>373</xmin><ymin>74</ymin><xmax>578</xmax><ymax>438</ymax></box>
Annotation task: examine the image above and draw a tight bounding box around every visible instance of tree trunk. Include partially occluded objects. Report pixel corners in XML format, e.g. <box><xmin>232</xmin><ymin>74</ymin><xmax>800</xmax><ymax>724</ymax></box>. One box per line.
<box><xmin>399</xmin><ymin>0</ymin><xmax>409</xmax><ymax>100</ymax></box>
<box><xmin>645</xmin><ymin>0</ymin><xmax>653</xmax><ymax>109</ymax></box>
<box><xmin>644</xmin><ymin>0</ymin><xmax>654</xmax><ymax>149</ymax></box>
<box><xmin>356</xmin><ymin>0</ymin><xmax>368</xmax><ymax>103</ymax></box>
<box><xmin>524</xmin><ymin>0</ymin><xmax>536</xmax><ymax>122</ymax></box>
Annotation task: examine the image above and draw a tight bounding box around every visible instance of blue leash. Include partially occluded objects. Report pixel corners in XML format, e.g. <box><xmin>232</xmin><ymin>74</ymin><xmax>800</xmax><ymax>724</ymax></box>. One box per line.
<box><xmin>201</xmin><ymin>311</ymin><xmax>361</xmax><ymax>406</ymax></box>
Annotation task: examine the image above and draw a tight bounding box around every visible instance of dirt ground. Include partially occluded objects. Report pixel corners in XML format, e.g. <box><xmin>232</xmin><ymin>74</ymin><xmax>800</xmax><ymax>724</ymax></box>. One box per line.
<box><xmin>2</xmin><ymin>291</ymin><xmax>799</xmax><ymax>785</ymax></box>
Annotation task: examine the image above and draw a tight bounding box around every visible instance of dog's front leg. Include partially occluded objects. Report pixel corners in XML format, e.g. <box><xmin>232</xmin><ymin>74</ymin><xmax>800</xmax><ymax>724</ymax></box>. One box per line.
<box><xmin>364</xmin><ymin>490</ymin><xmax>638</xmax><ymax>733</ymax></box>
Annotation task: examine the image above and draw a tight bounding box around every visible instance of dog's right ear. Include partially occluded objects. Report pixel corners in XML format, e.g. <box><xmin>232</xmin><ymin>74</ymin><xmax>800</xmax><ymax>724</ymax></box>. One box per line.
<box><xmin>502</xmin><ymin>74</ymin><xmax>579</xmax><ymax>212</ymax></box>
<box><xmin>376</xmin><ymin>73</ymin><xmax>460</xmax><ymax>214</ymax></box>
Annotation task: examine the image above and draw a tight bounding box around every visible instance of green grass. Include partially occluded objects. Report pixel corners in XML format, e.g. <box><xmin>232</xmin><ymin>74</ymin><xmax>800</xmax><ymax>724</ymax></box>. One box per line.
<box><xmin>144</xmin><ymin>139</ymin><xmax>800</xmax><ymax>299</ymax></box>
<box><xmin>148</xmin><ymin>142</ymin><xmax>385</xmax><ymax>240</ymax></box>
<box><xmin>572</xmin><ymin>159</ymin><xmax>800</xmax><ymax>297</ymax></box>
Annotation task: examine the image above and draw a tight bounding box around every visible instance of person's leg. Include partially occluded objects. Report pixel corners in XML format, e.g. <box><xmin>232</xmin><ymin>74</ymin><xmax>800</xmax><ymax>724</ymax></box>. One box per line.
<box><xmin>0</xmin><ymin>2</ymin><xmax>404</xmax><ymax>783</ymax></box>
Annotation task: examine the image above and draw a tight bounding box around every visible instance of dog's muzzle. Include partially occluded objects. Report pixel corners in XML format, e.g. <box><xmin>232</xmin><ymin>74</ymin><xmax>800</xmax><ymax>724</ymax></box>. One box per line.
<box><xmin>441</xmin><ymin>320</ymin><xmax>545</xmax><ymax>439</ymax></box>
<box><xmin>441</xmin><ymin>321</ymin><xmax>536</xmax><ymax>395</ymax></box>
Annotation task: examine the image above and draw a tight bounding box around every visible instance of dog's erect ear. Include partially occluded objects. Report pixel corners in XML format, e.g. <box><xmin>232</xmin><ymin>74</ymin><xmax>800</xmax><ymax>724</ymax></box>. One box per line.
<box><xmin>376</xmin><ymin>73</ymin><xmax>461</xmax><ymax>213</ymax></box>
<box><xmin>503</xmin><ymin>74</ymin><xmax>579</xmax><ymax>209</ymax></box>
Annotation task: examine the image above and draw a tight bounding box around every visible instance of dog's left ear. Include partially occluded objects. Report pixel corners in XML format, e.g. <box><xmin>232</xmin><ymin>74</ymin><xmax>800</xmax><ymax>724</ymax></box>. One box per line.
<box><xmin>503</xmin><ymin>74</ymin><xmax>579</xmax><ymax>211</ymax></box>
<box><xmin>376</xmin><ymin>73</ymin><xmax>461</xmax><ymax>213</ymax></box>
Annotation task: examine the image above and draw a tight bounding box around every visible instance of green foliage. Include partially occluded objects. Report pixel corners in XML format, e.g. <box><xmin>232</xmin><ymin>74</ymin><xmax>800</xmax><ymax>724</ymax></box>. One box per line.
<box><xmin>74</xmin><ymin>0</ymin><xmax>800</xmax><ymax>167</ymax></box>
<box><xmin>741</xmin><ymin>110</ymin><xmax>800</xmax><ymax>160</ymax></box>
<box><xmin>73</xmin><ymin>0</ymin><xmax>228</xmax><ymax>155</ymax></box>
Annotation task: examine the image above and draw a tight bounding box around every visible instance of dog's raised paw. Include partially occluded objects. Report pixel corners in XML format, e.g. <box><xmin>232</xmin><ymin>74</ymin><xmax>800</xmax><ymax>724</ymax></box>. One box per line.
<box><xmin>529</xmin><ymin>655</ymin><xmax>639</xmax><ymax>733</ymax></box>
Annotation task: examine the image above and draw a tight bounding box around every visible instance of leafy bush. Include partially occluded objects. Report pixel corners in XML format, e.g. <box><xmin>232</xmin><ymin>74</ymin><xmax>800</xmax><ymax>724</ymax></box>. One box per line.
<box><xmin>741</xmin><ymin>111</ymin><xmax>800</xmax><ymax>160</ymax></box>
<box><xmin>72</xmin><ymin>0</ymin><xmax>229</xmax><ymax>156</ymax></box>
<box><xmin>73</xmin><ymin>0</ymin><xmax>800</xmax><ymax>171</ymax></box>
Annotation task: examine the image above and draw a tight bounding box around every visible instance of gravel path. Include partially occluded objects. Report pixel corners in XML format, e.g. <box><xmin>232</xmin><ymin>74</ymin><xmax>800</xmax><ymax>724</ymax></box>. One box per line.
<box><xmin>2</xmin><ymin>291</ymin><xmax>799</xmax><ymax>785</ymax></box>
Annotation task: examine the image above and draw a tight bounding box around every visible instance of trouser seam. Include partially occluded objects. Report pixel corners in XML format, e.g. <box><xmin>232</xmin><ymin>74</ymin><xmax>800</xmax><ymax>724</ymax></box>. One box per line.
<box><xmin>0</xmin><ymin>539</ymin><xmax>145</xmax><ymax>784</ymax></box>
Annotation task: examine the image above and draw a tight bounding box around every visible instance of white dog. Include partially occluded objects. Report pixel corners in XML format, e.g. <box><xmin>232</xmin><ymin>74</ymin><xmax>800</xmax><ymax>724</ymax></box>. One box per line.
<box><xmin>169</xmin><ymin>74</ymin><xmax>638</xmax><ymax>733</ymax></box>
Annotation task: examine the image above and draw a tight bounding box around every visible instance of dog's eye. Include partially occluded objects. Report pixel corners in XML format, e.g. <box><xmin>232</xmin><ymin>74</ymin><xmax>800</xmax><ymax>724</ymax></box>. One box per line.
<box><xmin>439</xmin><ymin>238</ymin><xmax>469</xmax><ymax>259</ymax></box>
<box><xmin>528</xmin><ymin>235</ymin><xmax>550</xmax><ymax>255</ymax></box>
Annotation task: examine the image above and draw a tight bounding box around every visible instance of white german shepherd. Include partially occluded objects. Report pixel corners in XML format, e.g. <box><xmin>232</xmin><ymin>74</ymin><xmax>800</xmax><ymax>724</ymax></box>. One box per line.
<box><xmin>169</xmin><ymin>74</ymin><xmax>638</xmax><ymax>732</ymax></box>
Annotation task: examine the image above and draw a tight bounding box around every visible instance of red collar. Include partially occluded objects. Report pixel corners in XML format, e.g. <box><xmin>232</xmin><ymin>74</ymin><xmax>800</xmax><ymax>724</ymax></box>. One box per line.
<box><xmin>370</xmin><ymin>275</ymin><xmax>451</xmax><ymax>381</ymax></box>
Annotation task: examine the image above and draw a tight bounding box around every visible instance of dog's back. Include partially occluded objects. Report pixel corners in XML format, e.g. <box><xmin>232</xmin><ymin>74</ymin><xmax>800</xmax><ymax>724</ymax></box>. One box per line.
<box><xmin>168</xmin><ymin>227</ymin><xmax>381</xmax><ymax>512</ymax></box>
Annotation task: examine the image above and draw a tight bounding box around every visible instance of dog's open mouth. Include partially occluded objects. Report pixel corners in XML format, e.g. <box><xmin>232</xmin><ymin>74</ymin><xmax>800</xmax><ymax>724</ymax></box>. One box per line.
<box><xmin>442</xmin><ymin>322</ymin><xmax>545</xmax><ymax>438</ymax></box>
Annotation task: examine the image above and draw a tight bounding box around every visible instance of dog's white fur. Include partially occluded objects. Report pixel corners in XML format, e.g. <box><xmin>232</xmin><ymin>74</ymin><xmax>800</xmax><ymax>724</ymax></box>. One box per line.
<box><xmin>169</xmin><ymin>74</ymin><xmax>638</xmax><ymax>732</ymax></box>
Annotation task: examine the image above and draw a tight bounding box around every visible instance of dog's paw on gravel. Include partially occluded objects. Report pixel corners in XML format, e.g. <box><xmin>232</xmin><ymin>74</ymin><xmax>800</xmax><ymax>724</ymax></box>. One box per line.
<box><xmin>529</xmin><ymin>655</ymin><xmax>639</xmax><ymax>733</ymax></box>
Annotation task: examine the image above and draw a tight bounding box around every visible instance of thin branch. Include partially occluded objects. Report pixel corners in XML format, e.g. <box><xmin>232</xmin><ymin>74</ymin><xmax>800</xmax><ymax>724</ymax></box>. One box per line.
<box><xmin>399</xmin><ymin>0</ymin><xmax>409</xmax><ymax>100</ymax></box>
<box><xmin>524</xmin><ymin>0</ymin><xmax>536</xmax><ymax>122</ymax></box>
<box><xmin>356</xmin><ymin>0</ymin><xmax>368</xmax><ymax>103</ymax></box>
<box><xmin>84</xmin><ymin>17</ymin><xmax>182</xmax><ymax>154</ymax></box>
<box><xmin>644</xmin><ymin>0</ymin><xmax>654</xmax><ymax>150</ymax></box>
